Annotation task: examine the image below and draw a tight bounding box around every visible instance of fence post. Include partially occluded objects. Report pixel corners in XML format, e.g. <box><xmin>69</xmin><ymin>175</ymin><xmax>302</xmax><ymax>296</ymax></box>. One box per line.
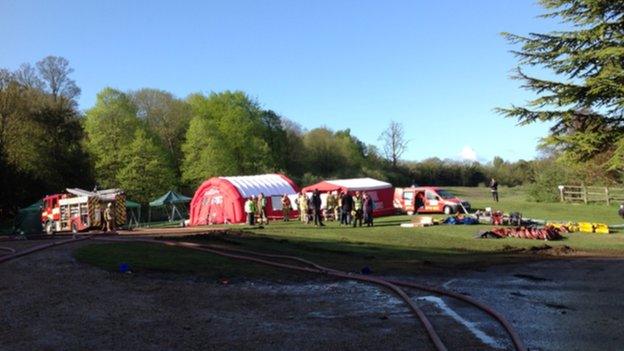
<box><xmin>583</xmin><ymin>184</ymin><xmax>588</xmax><ymax>204</ymax></box>
<box><xmin>606</xmin><ymin>187</ymin><xmax>610</xmax><ymax>206</ymax></box>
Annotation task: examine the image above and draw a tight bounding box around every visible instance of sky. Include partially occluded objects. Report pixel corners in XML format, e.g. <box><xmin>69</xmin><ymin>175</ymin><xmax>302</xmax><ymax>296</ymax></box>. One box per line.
<box><xmin>0</xmin><ymin>0</ymin><xmax>564</xmax><ymax>163</ymax></box>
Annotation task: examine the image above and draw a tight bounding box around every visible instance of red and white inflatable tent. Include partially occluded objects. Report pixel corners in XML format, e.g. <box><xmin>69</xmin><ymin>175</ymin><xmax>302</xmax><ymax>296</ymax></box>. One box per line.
<box><xmin>189</xmin><ymin>174</ymin><xmax>300</xmax><ymax>225</ymax></box>
<box><xmin>301</xmin><ymin>177</ymin><xmax>395</xmax><ymax>216</ymax></box>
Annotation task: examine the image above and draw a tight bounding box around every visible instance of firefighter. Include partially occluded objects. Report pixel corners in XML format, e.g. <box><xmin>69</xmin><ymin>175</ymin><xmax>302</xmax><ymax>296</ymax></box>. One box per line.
<box><xmin>490</xmin><ymin>178</ymin><xmax>499</xmax><ymax>202</ymax></box>
<box><xmin>325</xmin><ymin>191</ymin><xmax>336</xmax><ymax>221</ymax></box>
<box><xmin>352</xmin><ymin>191</ymin><xmax>363</xmax><ymax>227</ymax></box>
<box><xmin>104</xmin><ymin>203</ymin><xmax>115</xmax><ymax>232</ymax></box>
<box><xmin>311</xmin><ymin>189</ymin><xmax>325</xmax><ymax>227</ymax></box>
<box><xmin>281</xmin><ymin>194</ymin><xmax>291</xmax><ymax>221</ymax></box>
<box><xmin>244</xmin><ymin>196</ymin><xmax>256</xmax><ymax>225</ymax></box>
<box><xmin>257</xmin><ymin>193</ymin><xmax>268</xmax><ymax>225</ymax></box>
<box><xmin>298</xmin><ymin>191</ymin><xmax>309</xmax><ymax>223</ymax></box>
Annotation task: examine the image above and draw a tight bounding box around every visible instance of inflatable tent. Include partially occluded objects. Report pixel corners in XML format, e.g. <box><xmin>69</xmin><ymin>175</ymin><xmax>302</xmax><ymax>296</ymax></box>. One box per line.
<box><xmin>301</xmin><ymin>177</ymin><xmax>395</xmax><ymax>216</ymax></box>
<box><xmin>189</xmin><ymin>174</ymin><xmax>299</xmax><ymax>225</ymax></box>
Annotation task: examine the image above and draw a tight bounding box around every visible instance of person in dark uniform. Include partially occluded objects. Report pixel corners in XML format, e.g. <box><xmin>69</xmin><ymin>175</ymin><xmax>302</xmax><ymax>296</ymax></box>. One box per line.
<box><xmin>490</xmin><ymin>178</ymin><xmax>499</xmax><ymax>202</ymax></box>
<box><xmin>340</xmin><ymin>191</ymin><xmax>353</xmax><ymax>225</ymax></box>
<box><xmin>311</xmin><ymin>189</ymin><xmax>324</xmax><ymax>227</ymax></box>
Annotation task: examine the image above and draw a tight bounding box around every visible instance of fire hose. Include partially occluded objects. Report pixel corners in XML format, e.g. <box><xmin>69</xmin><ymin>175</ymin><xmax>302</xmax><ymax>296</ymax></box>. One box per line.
<box><xmin>0</xmin><ymin>236</ymin><xmax>92</xmax><ymax>264</ymax></box>
<box><xmin>95</xmin><ymin>237</ymin><xmax>526</xmax><ymax>351</ymax></box>
<box><xmin>0</xmin><ymin>246</ymin><xmax>16</xmax><ymax>254</ymax></box>
<box><xmin>0</xmin><ymin>235</ymin><xmax>527</xmax><ymax>351</ymax></box>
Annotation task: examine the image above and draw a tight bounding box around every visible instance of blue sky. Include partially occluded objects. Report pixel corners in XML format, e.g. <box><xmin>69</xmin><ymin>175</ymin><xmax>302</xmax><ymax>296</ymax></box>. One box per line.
<box><xmin>0</xmin><ymin>0</ymin><xmax>562</xmax><ymax>162</ymax></box>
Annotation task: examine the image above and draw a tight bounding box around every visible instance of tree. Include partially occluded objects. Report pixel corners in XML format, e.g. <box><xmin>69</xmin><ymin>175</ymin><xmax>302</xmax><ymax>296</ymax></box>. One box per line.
<box><xmin>181</xmin><ymin>91</ymin><xmax>273</xmax><ymax>186</ymax></box>
<box><xmin>14</xmin><ymin>63</ymin><xmax>44</xmax><ymax>90</ymax></box>
<box><xmin>0</xmin><ymin>67</ymin><xmax>90</xmax><ymax>215</ymax></box>
<box><xmin>117</xmin><ymin>129</ymin><xmax>177</xmax><ymax>203</ymax></box>
<box><xmin>498</xmin><ymin>1</ymin><xmax>624</xmax><ymax>176</ymax></box>
<box><xmin>36</xmin><ymin>56</ymin><xmax>80</xmax><ymax>102</ymax></box>
<box><xmin>84</xmin><ymin>88</ymin><xmax>142</xmax><ymax>188</ymax></box>
<box><xmin>379</xmin><ymin>120</ymin><xmax>408</xmax><ymax>167</ymax></box>
<box><xmin>131</xmin><ymin>88</ymin><xmax>191</xmax><ymax>175</ymax></box>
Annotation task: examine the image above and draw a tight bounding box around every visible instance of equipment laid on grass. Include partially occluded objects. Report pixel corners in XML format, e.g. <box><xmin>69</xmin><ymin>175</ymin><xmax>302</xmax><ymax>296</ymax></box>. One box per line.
<box><xmin>442</xmin><ymin>215</ymin><xmax>478</xmax><ymax>225</ymax></box>
<box><xmin>400</xmin><ymin>216</ymin><xmax>437</xmax><ymax>227</ymax></box>
<box><xmin>577</xmin><ymin>222</ymin><xmax>609</xmax><ymax>234</ymax></box>
<box><xmin>478</xmin><ymin>226</ymin><xmax>564</xmax><ymax>241</ymax></box>
<box><xmin>41</xmin><ymin>188</ymin><xmax>126</xmax><ymax>234</ymax></box>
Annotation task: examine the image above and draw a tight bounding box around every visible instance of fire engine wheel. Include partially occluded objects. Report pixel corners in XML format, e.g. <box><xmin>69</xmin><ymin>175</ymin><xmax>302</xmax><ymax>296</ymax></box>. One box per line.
<box><xmin>443</xmin><ymin>206</ymin><xmax>454</xmax><ymax>215</ymax></box>
<box><xmin>45</xmin><ymin>221</ymin><xmax>55</xmax><ymax>235</ymax></box>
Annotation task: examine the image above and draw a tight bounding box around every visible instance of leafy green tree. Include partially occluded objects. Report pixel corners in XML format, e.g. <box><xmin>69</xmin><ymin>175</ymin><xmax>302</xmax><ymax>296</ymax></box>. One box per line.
<box><xmin>499</xmin><ymin>0</ymin><xmax>624</xmax><ymax>177</ymax></box>
<box><xmin>84</xmin><ymin>88</ymin><xmax>141</xmax><ymax>188</ymax></box>
<box><xmin>0</xmin><ymin>58</ymin><xmax>90</xmax><ymax>215</ymax></box>
<box><xmin>181</xmin><ymin>91</ymin><xmax>273</xmax><ymax>186</ymax></box>
<box><xmin>117</xmin><ymin>129</ymin><xmax>177</xmax><ymax>203</ymax></box>
<box><xmin>131</xmin><ymin>88</ymin><xmax>191</xmax><ymax>175</ymax></box>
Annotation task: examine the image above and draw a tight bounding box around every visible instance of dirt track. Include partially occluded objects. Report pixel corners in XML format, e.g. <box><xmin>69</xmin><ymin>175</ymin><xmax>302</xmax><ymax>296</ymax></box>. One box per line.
<box><xmin>1</xmin><ymin>240</ymin><xmax>623</xmax><ymax>350</ymax></box>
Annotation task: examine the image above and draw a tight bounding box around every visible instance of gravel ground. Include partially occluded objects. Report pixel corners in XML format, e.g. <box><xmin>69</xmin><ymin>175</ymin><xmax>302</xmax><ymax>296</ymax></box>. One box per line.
<box><xmin>0</xmin><ymin>241</ymin><xmax>497</xmax><ymax>351</ymax></box>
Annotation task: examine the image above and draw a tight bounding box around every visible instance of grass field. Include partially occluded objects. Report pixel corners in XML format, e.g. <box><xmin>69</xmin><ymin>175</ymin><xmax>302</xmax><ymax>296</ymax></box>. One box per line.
<box><xmin>74</xmin><ymin>186</ymin><xmax>624</xmax><ymax>279</ymax></box>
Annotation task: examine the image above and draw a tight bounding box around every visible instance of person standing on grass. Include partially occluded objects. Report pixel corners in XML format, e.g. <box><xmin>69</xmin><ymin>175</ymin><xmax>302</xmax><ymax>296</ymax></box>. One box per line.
<box><xmin>334</xmin><ymin>191</ymin><xmax>341</xmax><ymax>221</ymax></box>
<box><xmin>311</xmin><ymin>189</ymin><xmax>325</xmax><ymax>227</ymax></box>
<box><xmin>281</xmin><ymin>194</ymin><xmax>291</xmax><ymax>221</ymax></box>
<box><xmin>104</xmin><ymin>202</ymin><xmax>115</xmax><ymax>232</ymax></box>
<box><xmin>244</xmin><ymin>196</ymin><xmax>256</xmax><ymax>225</ymax></box>
<box><xmin>352</xmin><ymin>191</ymin><xmax>363</xmax><ymax>227</ymax></box>
<box><xmin>325</xmin><ymin>191</ymin><xmax>336</xmax><ymax>221</ymax></box>
<box><xmin>298</xmin><ymin>191</ymin><xmax>309</xmax><ymax>223</ymax></box>
<box><xmin>490</xmin><ymin>178</ymin><xmax>499</xmax><ymax>202</ymax></box>
<box><xmin>340</xmin><ymin>191</ymin><xmax>353</xmax><ymax>225</ymax></box>
<box><xmin>363</xmin><ymin>192</ymin><xmax>374</xmax><ymax>227</ymax></box>
<box><xmin>257</xmin><ymin>193</ymin><xmax>268</xmax><ymax>225</ymax></box>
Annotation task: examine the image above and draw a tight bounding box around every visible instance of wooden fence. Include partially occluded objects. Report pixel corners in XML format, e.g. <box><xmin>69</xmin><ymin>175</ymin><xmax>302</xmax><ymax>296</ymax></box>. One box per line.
<box><xmin>558</xmin><ymin>185</ymin><xmax>624</xmax><ymax>205</ymax></box>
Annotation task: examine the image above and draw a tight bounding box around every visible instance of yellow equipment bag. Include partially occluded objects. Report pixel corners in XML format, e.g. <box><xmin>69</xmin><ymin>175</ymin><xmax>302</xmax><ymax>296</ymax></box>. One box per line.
<box><xmin>577</xmin><ymin>222</ymin><xmax>609</xmax><ymax>234</ymax></box>
<box><xmin>594</xmin><ymin>223</ymin><xmax>609</xmax><ymax>234</ymax></box>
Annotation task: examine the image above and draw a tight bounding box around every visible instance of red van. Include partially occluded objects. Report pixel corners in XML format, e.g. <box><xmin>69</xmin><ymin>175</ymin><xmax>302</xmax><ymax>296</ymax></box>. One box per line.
<box><xmin>394</xmin><ymin>186</ymin><xmax>471</xmax><ymax>215</ymax></box>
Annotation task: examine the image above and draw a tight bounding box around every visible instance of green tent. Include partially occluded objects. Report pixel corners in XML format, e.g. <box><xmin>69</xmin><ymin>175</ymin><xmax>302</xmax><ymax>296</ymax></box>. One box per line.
<box><xmin>148</xmin><ymin>191</ymin><xmax>191</xmax><ymax>224</ymax></box>
<box><xmin>13</xmin><ymin>200</ymin><xmax>43</xmax><ymax>235</ymax></box>
<box><xmin>125</xmin><ymin>200</ymin><xmax>142</xmax><ymax>228</ymax></box>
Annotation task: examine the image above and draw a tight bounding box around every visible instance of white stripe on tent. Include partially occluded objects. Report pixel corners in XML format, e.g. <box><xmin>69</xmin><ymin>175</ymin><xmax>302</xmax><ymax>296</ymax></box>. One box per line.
<box><xmin>221</xmin><ymin>174</ymin><xmax>297</xmax><ymax>198</ymax></box>
<box><xmin>325</xmin><ymin>177</ymin><xmax>392</xmax><ymax>191</ymax></box>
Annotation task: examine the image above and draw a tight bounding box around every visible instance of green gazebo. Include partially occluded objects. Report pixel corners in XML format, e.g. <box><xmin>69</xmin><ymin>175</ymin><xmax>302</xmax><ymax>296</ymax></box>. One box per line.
<box><xmin>148</xmin><ymin>191</ymin><xmax>191</xmax><ymax>224</ymax></box>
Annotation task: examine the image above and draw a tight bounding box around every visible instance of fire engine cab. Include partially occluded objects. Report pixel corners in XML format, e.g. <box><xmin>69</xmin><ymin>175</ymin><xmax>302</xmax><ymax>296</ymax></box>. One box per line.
<box><xmin>394</xmin><ymin>186</ymin><xmax>471</xmax><ymax>215</ymax></box>
<box><xmin>41</xmin><ymin>188</ymin><xmax>126</xmax><ymax>235</ymax></box>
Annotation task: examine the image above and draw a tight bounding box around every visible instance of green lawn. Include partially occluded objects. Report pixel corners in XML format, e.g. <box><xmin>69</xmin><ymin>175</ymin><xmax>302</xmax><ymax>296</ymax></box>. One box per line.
<box><xmin>74</xmin><ymin>186</ymin><xmax>624</xmax><ymax>279</ymax></box>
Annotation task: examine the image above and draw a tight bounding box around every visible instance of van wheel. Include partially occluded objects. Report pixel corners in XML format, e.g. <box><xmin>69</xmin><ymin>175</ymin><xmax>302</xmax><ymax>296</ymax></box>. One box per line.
<box><xmin>443</xmin><ymin>206</ymin><xmax>454</xmax><ymax>215</ymax></box>
<box><xmin>71</xmin><ymin>223</ymin><xmax>78</xmax><ymax>234</ymax></box>
<box><xmin>45</xmin><ymin>221</ymin><xmax>55</xmax><ymax>235</ymax></box>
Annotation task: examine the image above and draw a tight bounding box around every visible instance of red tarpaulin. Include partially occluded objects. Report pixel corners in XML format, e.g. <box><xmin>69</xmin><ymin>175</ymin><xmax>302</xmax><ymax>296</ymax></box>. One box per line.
<box><xmin>301</xmin><ymin>178</ymin><xmax>395</xmax><ymax>217</ymax></box>
<box><xmin>189</xmin><ymin>174</ymin><xmax>299</xmax><ymax>225</ymax></box>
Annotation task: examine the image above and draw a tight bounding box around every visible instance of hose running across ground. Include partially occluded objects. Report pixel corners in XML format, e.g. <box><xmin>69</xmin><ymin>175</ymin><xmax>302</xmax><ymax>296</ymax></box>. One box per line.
<box><xmin>94</xmin><ymin>236</ymin><xmax>526</xmax><ymax>351</ymax></box>
<box><xmin>0</xmin><ymin>235</ymin><xmax>527</xmax><ymax>350</ymax></box>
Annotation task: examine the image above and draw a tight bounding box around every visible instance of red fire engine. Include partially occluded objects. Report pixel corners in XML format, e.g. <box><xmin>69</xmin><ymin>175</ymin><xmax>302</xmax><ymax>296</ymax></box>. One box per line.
<box><xmin>41</xmin><ymin>188</ymin><xmax>126</xmax><ymax>234</ymax></box>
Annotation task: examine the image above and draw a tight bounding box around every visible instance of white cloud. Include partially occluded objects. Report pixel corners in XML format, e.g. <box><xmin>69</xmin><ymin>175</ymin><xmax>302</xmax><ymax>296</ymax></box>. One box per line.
<box><xmin>459</xmin><ymin>146</ymin><xmax>478</xmax><ymax>162</ymax></box>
